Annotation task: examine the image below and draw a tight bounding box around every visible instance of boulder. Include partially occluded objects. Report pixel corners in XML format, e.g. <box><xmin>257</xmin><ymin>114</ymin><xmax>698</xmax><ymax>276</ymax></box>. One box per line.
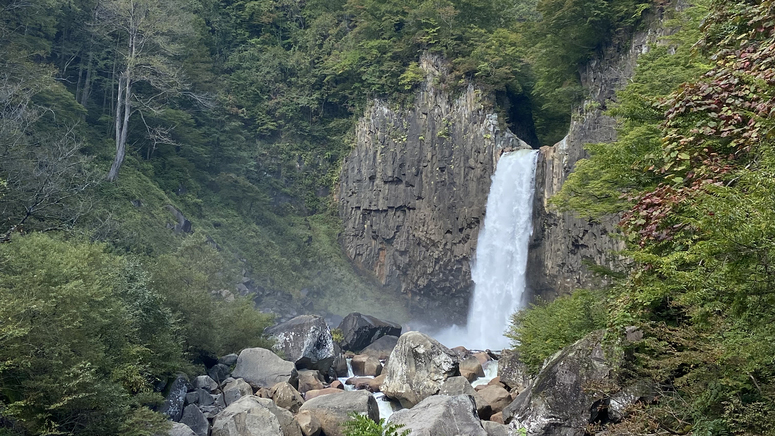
<box><xmin>351</xmin><ymin>354</ymin><xmax>382</xmax><ymax>376</ymax></box>
<box><xmin>386</xmin><ymin>394</ymin><xmax>487</xmax><ymax>436</ymax></box>
<box><xmin>490</xmin><ymin>412</ymin><xmax>504</xmax><ymax>424</ymax></box>
<box><xmin>219</xmin><ymin>353</ymin><xmax>239</xmax><ymax>367</ymax></box>
<box><xmin>304</xmin><ymin>387</ymin><xmax>344</xmax><ymax>400</ymax></box>
<box><xmin>482</xmin><ymin>421</ymin><xmax>511</xmax><ymax>436</ymax></box>
<box><xmin>497</xmin><ymin>350</ymin><xmax>531</xmax><ymax>392</ymax></box>
<box><xmin>297</xmin><ymin>369</ymin><xmax>325</xmax><ymax>394</ymax></box>
<box><xmin>460</xmin><ymin>356</ymin><xmax>485</xmax><ymax>380</ymax></box>
<box><xmin>360</xmin><ymin>335</ymin><xmax>399</xmax><ymax>360</ymax></box>
<box><xmin>478</xmin><ymin>385</ymin><xmax>511</xmax><ymax>414</ymax></box>
<box><xmin>180</xmin><ymin>404</ymin><xmax>209</xmax><ymax>436</ymax></box>
<box><xmin>368</xmin><ymin>374</ymin><xmax>386</xmax><ymax>393</ymax></box>
<box><xmin>337</xmin><ymin>313</ymin><xmax>402</xmax><ymax>351</ymax></box>
<box><xmin>212</xmin><ymin>396</ymin><xmax>283</xmax><ymax>436</ymax></box>
<box><xmin>439</xmin><ymin>376</ymin><xmax>492</xmax><ymax>419</ymax></box>
<box><xmin>223</xmin><ymin>378</ymin><xmax>253</xmax><ymax>406</ymax></box>
<box><xmin>187</xmin><ymin>388</ymin><xmax>215</xmax><ymax>407</ymax></box>
<box><xmin>232</xmin><ymin>348</ymin><xmax>299</xmax><ymax>389</ymax></box>
<box><xmin>451</xmin><ymin>346</ymin><xmax>470</xmax><ymax>360</ymax></box>
<box><xmin>295</xmin><ymin>410</ymin><xmax>322</xmax><ymax>436</ymax></box>
<box><xmin>330</xmin><ymin>380</ymin><xmax>344</xmax><ymax>389</ymax></box>
<box><xmin>212</xmin><ymin>395</ymin><xmax>302</xmax><ymax>436</ymax></box>
<box><xmin>160</xmin><ymin>374</ymin><xmax>191</xmax><ymax>422</ymax></box>
<box><xmin>473</xmin><ymin>352</ymin><xmax>492</xmax><ymax>366</ymax></box>
<box><xmin>208</xmin><ymin>363</ymin><xmax>231</xmax><ymax>384</ymax></box>
<box><xmin>503</xmin><ymin>330</ymin><xmax>628</xmax><ymax>436</ymax></box>
<box><xmin>299</xmin><ymin>390</ymin><xmax>379</xmax><ymax>436</ymax></box>
<box><xmin>345</xmin><ymin>377</ymin><xmax>377</xmax><ymax>392</ymax></box>
<box><xmin>193</xmin><ymin>375</ymin><xmax>219</xmax><ymax>392</ymax></box>
<box><xmin>169</xmin><ymin>422</ymin><xmax>197</xmax><ymax>436</ymax></box>
<box><xmin>381</xmin><ymin>331</ymin><xmax>459</xmax><ymax>408</ymax></box>
<box><xmin>331</xmin><ymin>353</ymin><xmax>349</xmax><ymax>377</ymax></box>
<box><xmin>266</xmin><ymin>315</ymin><xmax>336</xmax><ymax>373</ymax></box>
<box><xmin>270</xmin><ymin>382</ymin><xmax>305</xmax><ymax>413</ymax></box>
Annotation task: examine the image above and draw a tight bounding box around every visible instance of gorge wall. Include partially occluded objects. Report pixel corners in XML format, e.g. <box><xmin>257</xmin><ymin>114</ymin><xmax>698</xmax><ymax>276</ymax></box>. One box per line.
<box><xmin>527</xmin><ymin>4</ymin><xmax>681</xmax><ymax>300</ymax></box>
<box><xmin>337</xmin><ymin>55</ymin><xmax>531</xmax><ymax>326</ymax></box>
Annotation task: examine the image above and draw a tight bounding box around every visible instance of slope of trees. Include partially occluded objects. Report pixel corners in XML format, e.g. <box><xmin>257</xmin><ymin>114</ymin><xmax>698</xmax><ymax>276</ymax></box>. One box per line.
<box><xmin>516</xmin><ymin>0</ymin><xmax>775</xmax><ymax>433</ymax></box>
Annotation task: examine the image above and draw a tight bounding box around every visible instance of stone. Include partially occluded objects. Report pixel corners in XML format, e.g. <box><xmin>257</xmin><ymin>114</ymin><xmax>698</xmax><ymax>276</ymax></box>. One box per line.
<box><xmin>503</xmin><ymin>330</ymin><xmax>626</xmax><ymax>436</ymax></box>
<box><xmin>186</xmin><ymin>388</ymin><xmax>215</xmax><ymax>407</ymax></box>
<box><xmin>295</xmin><ymin>410</ymin><xmax>322</xmax><ymax>436</ymax></box>
<box><xmin>169</xmin><ymin>422</ymin><xmax>197</xmax><ymax>436</ymax></box>
<box><xmin>337</xmin><ymin>313</ymin><xmax>402</xmax><ymax>351</ymax></box>
<box><xmin>219</xmin><ymin>353</ymin><xmax>239</xmax><ymax>366</ymax></box>
<box><xmin>258</xmin><ymin>396</ymin><xmax>304</xmax><ymax>436</ymax></box>
<box><xmin>368</xmin><ymin>374</ymin><xmax>386</xmax><ymax>393</ymax></box>
<box><xmin>473</xmin><ymin>352</ymin><xmax>492</xmax><ymax>366</ymax></box>
<box><xmin>381</xmin><ymin>331</ymin><xmax>459</xmax><ymax>408</ymax></box>
<box><xmin>451</xmin><ymin>346</ymin><xmax>470</xmax><ymax>360</ymax></box>
<box><xmin>265</xmin><ymin>315</ymin><xmax>335</xmax><ymax>373</ymax></box>
<box><xmin>208</xmin><ymin>364</ymin><xmax>231</xmax><ymax>384</ymax></box>
<box><xmin>608</xmin><ymin>379</ymin><xmax>655</xmax><ymax>422</ymax></box>
<box><xmin>180</xmin><ymin>404</ymin><xmax>209</xmax><ymax>436</ymax></box>
<box><xmin>625</xmin><ymin>326</ymin><xmax>644</xmax><ymax>343</ymax></box>
<box><xmin>193</xmin><ymin>375</ymin><xmax>219</xmax><ymax>392</ymax></box>
<box><xmin>255</xmin><ymin>387</ymin><xmax>271</xmax><ymax>398</ymax></box>
<box><xmin>351</xmin><ymin>354</ymin><xmax>382</xmax><ymax>377</ymax></box>
<box><xmin>270</xmin><ymin>382</ymin><xmax>305</xmax><ymax>414</ymax></box>
<box><xmin>497</xmin><ymin>350</ymin><xmax>531</xmax><ymax>392</ymax></box>
<box><xmin>297</xmin><ymin>369</ymin><xmax>325</xmax><ymax>394</ymax></box>
<box><xmin>212</xmin><ymin>396</ymin><xmax>281</xmax><ymax>436</ymax></box>
<box><xmin>332</xmin><ymin>353</ymin><xmax>349</xmax><ymax>377</ymax></box>
<box><xmin>299</xmin><ymin>390</ymin><xmax>379</xmax><ymax>436</ymax></box>
<box><xmin>330</xmin><ymin>380</ymin><xmax>344</xmax><ymax>389</ymax></box>
<box><xmin>160</xmin><ymin>374</ymin><xmax>191</xmax><ymax>422</ymax></box>
<box><xmin>360</xmin><ymin>335</ymin><xmax>399</xmax><ymax>360</ymax></box>
<box><xmin>232</xmin><ymin>348</ymin><xmax>299</xmax><ymax>389</ymax></box>
<box><xmin>223</xmin><ymin>378</ymin><xmax>253</xmax><ymax>406</ymax></box>
<box><xmin>482</xmin><ymin>421</ymin><xmax>511</xmax><ymax>436</ymax></box>
<box><xmin>304</xmin><ymin>388</ymin><xmax>343</xmax><ymax>400</ymax></box>
<box><xmin>386</xmin><ymin>394</ymin><xmax>487</xmax><ymax>436</ymax></box>
<box><xmin>478</xmin><ymin>385</ymin><xmax>511</xmax><ymax>414</ymax></box>
<box><xmin>490</xmin><ymin>412</ymin><xmax>504</xmax><ymax>424</ymax></box>
<box><xmin>345</xmin><ymin>377</ymin><xmax>376</xmax><ymax>392</ymax></box>
<box><xmin>439</xmin><ymin>376</ymin><xmax>492</xmax><ymax>420</ymax></box>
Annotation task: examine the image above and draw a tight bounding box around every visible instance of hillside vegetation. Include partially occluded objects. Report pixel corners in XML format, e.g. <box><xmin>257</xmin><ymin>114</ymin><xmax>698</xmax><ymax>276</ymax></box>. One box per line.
<box><xmin>509</xmin><ymin>0</ymin><xmax>775</xmax><ymax>433</ymax></box>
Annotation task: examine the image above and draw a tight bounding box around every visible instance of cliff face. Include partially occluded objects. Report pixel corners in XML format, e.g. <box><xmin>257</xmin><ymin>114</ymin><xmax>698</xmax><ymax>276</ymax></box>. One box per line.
<box><xmin>527</xmin><ymin>6</ymin><xmax>678</xmax><ymax>300</ymax></box>
<box><xmin>337</xmin><ymin>56</ymin><xmax>530</xmax><ymax>325</ymax></box>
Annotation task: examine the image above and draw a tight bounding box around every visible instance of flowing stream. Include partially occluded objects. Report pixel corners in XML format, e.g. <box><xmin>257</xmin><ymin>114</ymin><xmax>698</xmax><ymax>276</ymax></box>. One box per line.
<box><xmin>435</xmin><ymin>149</ymin><xmax>539</xmax><ymax>350</ymax></box>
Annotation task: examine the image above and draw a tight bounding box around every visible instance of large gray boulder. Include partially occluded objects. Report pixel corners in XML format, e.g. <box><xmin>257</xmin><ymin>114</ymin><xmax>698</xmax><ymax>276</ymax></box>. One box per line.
<box><xmin>266</xmin><ymin>315</ymin><xmax>336</xmax><ymax>373</ymax></box>
<box><xmin>360</xmin><ymin>335</ymin><xmax>399</xmax><ymax>360</ymax></box>
<box><xmin>337</xmin><ymin>313</ymin><xmax>402</xmax><ymax>352</ymax></box>
<box><xmin>232</xmin><ymin>348</ymin><xmax>299</xmax><ymax>389</ymax></box>
<box><xmin>381</xmin><ymin>331</ymin><xmax>459</xmax><ymax>408</ymax></box>
<box><xmin>212</xmin><ymin>396</ymin><xmax>283</xmax><ymax>436</ymax></box>
<box><xmin>212</xmin><ymin>395</ymin><xmax>302</xmax><ymax>436</ymax></box>
<box><xmin>180</xmin><ymin>404</ymin><xmax>209</xmax><ymax>436</ymax></box>
<box><xmin>503</xmin><ymin>330</ymin><xmax>633</xmax><ymax>436</ymax></box>
<box><xmin>160</xmin><ymin>374</ymin><xmax>191</xmax><ymax>422</ymax></box>
<box><xmin>169</xmin><ymin>422</ymin><xmax>197</xmax><ymax>436</ymax></box>
<box><xmin>298</xmin><ymin>390</ymin><xmax>379</xmax><ymax>436</ymax></box>
<box><xmin>439</xmin><ymin>376</ymin><xmax>491</xmax><ymax>419</ymax></box>
<box><xmin>386</xmin><ymin>394</ymin><xmax>487</xmax><ymax>436</ymax></box>
<box><xmin>498</xmin><ymin>350</ymin><xmax>532</xmax><ymax>392</ymax></box>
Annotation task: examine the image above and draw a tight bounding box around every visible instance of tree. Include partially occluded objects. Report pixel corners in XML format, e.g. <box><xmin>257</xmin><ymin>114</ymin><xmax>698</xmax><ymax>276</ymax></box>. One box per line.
<box><xmin>95</xmin><ymin>0</ymin><xmax>198</xmax><ymax>182</ymax></box>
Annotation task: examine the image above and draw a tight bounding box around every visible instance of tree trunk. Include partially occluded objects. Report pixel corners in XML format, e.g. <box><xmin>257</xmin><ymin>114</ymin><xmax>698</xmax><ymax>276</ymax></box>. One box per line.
<box><xmin>107</xmin><ymin>21</ymin><xmax>136</xmax><ymax>182</ymax></box>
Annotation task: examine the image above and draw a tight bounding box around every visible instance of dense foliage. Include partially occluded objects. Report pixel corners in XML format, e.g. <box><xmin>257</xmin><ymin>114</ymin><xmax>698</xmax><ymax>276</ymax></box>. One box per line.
<box><xmin>343</xmin><ymin>413</ymin><xmax>409</xmax><ymax>436</ymax></box>
<box><xmin>544</xmin><ymin>0</ymin><xmax>775</xmax><ymax>433</ymax></box>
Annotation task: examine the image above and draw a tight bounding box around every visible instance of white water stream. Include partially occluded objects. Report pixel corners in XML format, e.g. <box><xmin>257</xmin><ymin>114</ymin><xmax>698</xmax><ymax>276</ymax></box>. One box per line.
<box><xmin>435</xmin><ymin>149</ymin><xmax>539</xmax><ymax>350</ymax></box>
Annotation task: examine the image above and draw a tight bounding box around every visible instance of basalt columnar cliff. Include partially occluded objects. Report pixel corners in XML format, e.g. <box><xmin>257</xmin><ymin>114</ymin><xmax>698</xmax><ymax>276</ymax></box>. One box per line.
<box><xmin>337</xmin><ymin>55</ymin><xmax>532</xmax><ymax>325</ymax></box>
<box><xmin>339</xmin><ymin>7</ymin><xmax>679</xmax><ymax>321</ymax></box>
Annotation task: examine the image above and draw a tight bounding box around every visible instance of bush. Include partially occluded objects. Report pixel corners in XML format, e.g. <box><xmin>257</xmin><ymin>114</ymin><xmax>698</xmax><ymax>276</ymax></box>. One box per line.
<box><xmin>506</xmin><ymin>289</ymin><xmax>607</xmax><ymax>373</ymax></box>
<box><xmin>343</xmin><ymin>413</ymin><xmax>409</xmax><ymax>436</ymax></box>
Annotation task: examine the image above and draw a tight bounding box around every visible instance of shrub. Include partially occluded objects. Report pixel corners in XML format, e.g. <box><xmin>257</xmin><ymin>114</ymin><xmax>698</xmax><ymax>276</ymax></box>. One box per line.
<box><xmin>506</xmin><ymin>289</ymin><xmax>607</xmax><ymax>373</ymax></box>
<box><xmin>343</xmin><ymin>413</ymin><xmax>409</xmax><ymax>436</ymax></box>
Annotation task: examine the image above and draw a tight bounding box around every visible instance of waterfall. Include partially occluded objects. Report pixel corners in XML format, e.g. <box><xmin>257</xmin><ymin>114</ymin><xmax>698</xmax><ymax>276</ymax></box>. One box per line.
<box><xmin>435</xmin><ymin>149</ymin><xmax>538</xmax><ymax>350</ymax></box>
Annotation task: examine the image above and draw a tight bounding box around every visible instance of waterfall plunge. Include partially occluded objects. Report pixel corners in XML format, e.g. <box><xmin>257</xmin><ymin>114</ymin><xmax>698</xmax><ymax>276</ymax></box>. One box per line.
<box><xmin>435</xmin><ymin>149</ymin><xmax>538</xmax><ymax>350</ymax></box>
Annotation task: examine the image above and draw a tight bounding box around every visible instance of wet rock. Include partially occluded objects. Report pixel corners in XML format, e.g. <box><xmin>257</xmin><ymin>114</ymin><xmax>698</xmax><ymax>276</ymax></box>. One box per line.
<box><xmin>332</xmin><ymin>353</ymin><xmax>349</xmax><ymax>378</ymax></box>
<box><xmin>360</xmin><ymin>335</ymin><xmax>399</xmax><ymax>360</ymax></box>
<box><xmin>266</xmin><ymin>315</ymin><xmax>336</xmax><ymax>374</ymax></box>
<box><xmin>160</xmin><ymin>374</ymin><xmax>191</xmax><ymax>422</ymax></box>
<box><xmin>299</xmin><ymin>390</ymin><xmax>379</xmax><ymax>436</ymax></box>
<box><xmin>231</xmin><ymin>348</ymin><xmax>298</xmax><ymax>389</ymax></box>
<box><xmin>381</xmin><ymin>332</ymin><xmax>459</xmax><ymax>408</ymax></box>
<box><xmin>351</xmin><ymin>354</ymin><xmax>382</xmax><ymax>377</ymax></box>
<box><xmin>337</xmin><ymin>313</ymin><xmax>402</xmax><ymax>351</ymax></box>
<box><xmin>386</xmin><ymin>394</ymin><xmax>487</xmax><ymax>436</ymax></box>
